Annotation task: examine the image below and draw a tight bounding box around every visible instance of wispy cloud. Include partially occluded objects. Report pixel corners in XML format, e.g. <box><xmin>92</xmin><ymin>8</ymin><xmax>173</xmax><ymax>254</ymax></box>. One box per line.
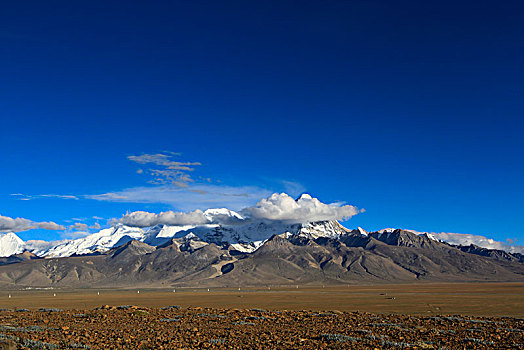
<box><xmin>88</xmin><ymin>223</ymin><xmax>99</xmax><ymax>230</ymax></box>
<box><xmin>280</xmin><ymin>180</ymin><xmax>306</xmax><ymax>197</ymax></box>
<box><xmin>10</xmin><ymin>193</ymin><xmax>79</xmax><ymax>201</ymax></box>
<box><xmin>8</xmin><ymin>152</ymin><xmax>315</xmax><ymax>217</ymax></box>
<box><xmin>61</xmin><ymin>230</ymin><xmax>91</xmax><ymax>239</ymax></box>
<box><xmin>0</xmin><ymin>214</ymin><xmax>66</xmax><ymax>233</ymax></box>
<box><xmin>128</xmin><ymin>153</ymin><xmax>201</xmax><ymax>187</ymax></box>
<box><xmin>86</xmin><ymin>184</ymin><xmax>272</xmax><ymax>211</ymax></box>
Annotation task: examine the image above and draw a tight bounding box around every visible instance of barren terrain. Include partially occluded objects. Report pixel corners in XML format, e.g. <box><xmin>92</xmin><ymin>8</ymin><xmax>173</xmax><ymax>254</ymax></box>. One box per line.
<box><xmin>0</xmin><ymin>283</ymin><xmax>522</xmax><ymax>349</ymax></box>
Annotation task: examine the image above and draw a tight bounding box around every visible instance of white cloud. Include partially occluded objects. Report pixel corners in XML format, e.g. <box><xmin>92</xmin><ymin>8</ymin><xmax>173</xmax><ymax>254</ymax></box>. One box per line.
<box><xmin>10</xmin><ymin>194</ymin><xmax>79</xmax><ymax>200</ymax></box>
<box><xmin>86</xmin><ymin>184</ymin><xmax>272</xmax><ymax>211</ymax></box>
<box><xmin>128</xmin><ymin>153</ymin><xmax>201</xmax><ymax>187</ymax></box>
<box><xmin>241</xmin><ymin>193</ymin><xmax>363</xmax><ymax>224</ymax></box>
<box><xmin>25</xmin><ymin>239</ymin><xmax>68</xmax><ymax>253</ymax></box>
<box><xmin>61</xmin><ymin>231</ymin><xmax>91</xmax><ymax>239</ymax></box>
<box><xmin>0</xmin><ymin>215</ymin><xmax>65</xmax><ymax>233</ymax></box>
<box><xmin>69</xmin><ymin>223</ymin><xmax>88</xmax><ymax>231</ymax></box>
<box><xmin>430</xmin><ymin>232</ymin><xmax>524</xmax><ymax>254</ymax></box>
<box><xmin>0</xmin><ymin>215</ymin><xmax>34</xmax><ymax>232</ymax></box>
<box><xmin>119</xmin><ymin>209</ymin><xmax>210</xmax><ymax>227</ymax></box>
<box><xmin>116</xmin><ymin>193</ymin><xmax>362</xmax><ymax>227</ymax></box>
<box><xmin>11</xmin><ymin>153</ymin><xmax>308</xmax><ymax>215</ymax></box>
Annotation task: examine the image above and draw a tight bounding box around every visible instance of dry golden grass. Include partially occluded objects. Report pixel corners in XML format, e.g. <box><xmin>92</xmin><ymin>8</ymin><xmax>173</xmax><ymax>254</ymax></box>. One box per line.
<box><xmin>1</xmin><ymin>282</ymin><xmax>523</xmax><ymax>317</ymax></box>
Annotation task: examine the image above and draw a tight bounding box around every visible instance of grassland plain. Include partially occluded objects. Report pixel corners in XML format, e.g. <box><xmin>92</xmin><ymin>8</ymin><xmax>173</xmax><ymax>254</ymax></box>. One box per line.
<box><xmin>0</xmin><ymin>283</ymin><xmax>522</xmax><ymax>349</ymax></box>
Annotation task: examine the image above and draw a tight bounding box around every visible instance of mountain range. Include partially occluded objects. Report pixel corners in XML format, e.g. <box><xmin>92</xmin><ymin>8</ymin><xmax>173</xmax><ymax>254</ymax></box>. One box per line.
<box><xmin>0</xmin><ymin>209</ymin><xmax>523</xmax><ymax>288</ymax></box>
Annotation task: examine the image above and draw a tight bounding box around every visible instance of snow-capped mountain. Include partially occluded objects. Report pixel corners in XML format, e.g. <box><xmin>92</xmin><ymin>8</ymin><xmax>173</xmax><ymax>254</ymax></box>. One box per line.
<box><xmin>1</xmin><ymin>212</ymin><xmax>520</xmax><ymax>259</ymax></box>
<box><xmin>203</xmin><ymin>208</ymin><xmax>244</xmax><ymax>222</ymax></box>
<box><xmin>4</xmin><ymin>211</ymin><xmax>357</xmax><ymax>258</ymax></box>
<box><xmin>0</xmin><ymin>232</ymin><xmax>25</xmax><ymax>257</ymax></box>
<box><xmin>36</xmin><ymin>225</ymin><xmax>145</xmax><ymax>257</ymax></box>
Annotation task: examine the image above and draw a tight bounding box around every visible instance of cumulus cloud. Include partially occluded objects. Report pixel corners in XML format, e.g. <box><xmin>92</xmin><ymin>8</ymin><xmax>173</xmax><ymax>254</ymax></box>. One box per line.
<box><xmin>430</xmin><ymin>232</ymin><xmax>524</xmax><ymax>254</ymax></box>
<box><xmin>128</xmin><ymin>153</ymin><xmax>201</xmax><ymax>187</ymax></box>
<box><xmin>0</xmin><ymin>215</ymin><xmax>34</xmax><ymax>232</ymax></box>
<box><xmin>120</xmin><ymin>210</ymin><xmax>210</xmax><ymax>227</ymax></box>
<box><xmin>241</xmin><ymin>193</ymin><xmax>363</xmax><ymax>224</ymax></box>
<box><xmin>69</xmin><ymin>223</ymin><xmax>88</xmax><ymax>231</ymax></box>
<box><xmin>0</xmin><ymin>215</ymin><xmax>65</xmax><ymax>233</ymax></box>
<box><xmin>116</xmin><ymin>193</ymin><xmax>362</xmax><ymax>227</ymax></box>
<box><xmin>37</xmin><ymin>222</ymin><xmax>66</xmax><ymax>231</ymax></box>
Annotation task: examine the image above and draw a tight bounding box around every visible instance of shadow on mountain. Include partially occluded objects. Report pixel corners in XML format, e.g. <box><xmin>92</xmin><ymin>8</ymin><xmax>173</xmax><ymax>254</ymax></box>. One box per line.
<box><xmin>0</xmin><ymin>229</ymin><xmax>522</xmax><ymax>288</ymax></box>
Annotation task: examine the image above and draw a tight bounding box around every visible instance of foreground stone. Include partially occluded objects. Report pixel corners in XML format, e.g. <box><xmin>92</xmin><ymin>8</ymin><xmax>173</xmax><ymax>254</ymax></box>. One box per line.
<box><xmin>0</xmin><ymin>307</ymin><xmax>522</xmax><ymax>349</ymax></box>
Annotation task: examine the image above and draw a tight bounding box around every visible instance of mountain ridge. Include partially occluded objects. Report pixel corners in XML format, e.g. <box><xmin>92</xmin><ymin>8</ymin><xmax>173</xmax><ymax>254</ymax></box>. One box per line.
<box><xmin>0</xmin><ymin>226</ymin><xmax>522</xmax><ymax>288</ymax></box>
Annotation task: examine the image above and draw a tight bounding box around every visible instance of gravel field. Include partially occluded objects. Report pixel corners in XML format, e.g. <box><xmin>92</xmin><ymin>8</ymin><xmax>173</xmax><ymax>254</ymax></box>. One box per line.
<box><xmin>0</xmin><ymin>283</ymin><xmax>522</xmax><ymax>349</ymax></box>
<box><xmin>0</xmin><ymin>306</ymin><xmax>523</xmax><ymax>349</ymax></box>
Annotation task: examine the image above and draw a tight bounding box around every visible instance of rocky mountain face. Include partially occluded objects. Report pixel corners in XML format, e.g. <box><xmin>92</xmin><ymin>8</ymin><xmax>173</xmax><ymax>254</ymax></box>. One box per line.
<box><xmin>0</xmin><ymin>227</ymin><xmax>522</xmax><ymax>289</ymax></box>
<box><xmin>455</xmin><ymin>244</ymin><xmax>524</xmax><ymax>264</ymax></box>
<box><xmin>0</xmin><ymin>251</ymin><xmax>39</xmax><ymax>266</ymax></box>
<box><xmin>2</xmin><ymin>216</ymin><xmax>354</xmax><ymax>258</ymax></box>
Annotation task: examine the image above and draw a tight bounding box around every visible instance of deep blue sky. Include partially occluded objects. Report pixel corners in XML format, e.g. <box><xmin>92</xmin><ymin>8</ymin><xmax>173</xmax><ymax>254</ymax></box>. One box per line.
<box><xmin>1</xmin><ymin>0</ymin><xmax>523</xmax><ymax>244</ymax></box>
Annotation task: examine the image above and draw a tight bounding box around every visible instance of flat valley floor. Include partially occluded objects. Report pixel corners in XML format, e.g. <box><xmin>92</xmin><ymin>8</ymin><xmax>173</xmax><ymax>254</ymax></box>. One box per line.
<box><xmin>1</xmin><ymin>283</ymin><xmax>523</xmax><ymax>316</ymax></box>
<box><xmin>0</xmin><ymin>283</ymin><xmax>522</xmax><ymax>349</ymax></box>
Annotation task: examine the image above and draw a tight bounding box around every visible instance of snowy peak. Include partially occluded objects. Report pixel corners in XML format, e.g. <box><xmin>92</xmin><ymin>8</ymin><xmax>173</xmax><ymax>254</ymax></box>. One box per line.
<box><xmin>0</xmin><ymin>218</ymin><xmax>359</xmax><ymax>258</ymax></box>
<box><xmin>297</xmin><ymin>193</ymin><xmax>313</xmax><ymax>200</ymax></box>
<box><xmin>204</xmin><ymin>208</ymin><xmax>243</xmax><ymax>223</ymax></box>
<box><xmin>0</xmin><ymin>232</ymin><xmax>25</xmax><ymax>257</ymax></box>
<box><xmin>40</xmin><ymin>225</ymin><xmax>145</xmax><ymax>257</ymax></box>
<box><xmin>297</xmin><ymin>220</ymin><xmax>350</xmax><ymax>239</ymax></box>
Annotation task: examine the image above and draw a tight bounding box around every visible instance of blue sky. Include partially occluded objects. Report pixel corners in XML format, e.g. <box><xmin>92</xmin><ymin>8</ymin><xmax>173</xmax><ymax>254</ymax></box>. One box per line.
<box><xmin>1</xmin><ymin>1</ymin><xmax>523</xmax><ymax>246</ymax></box>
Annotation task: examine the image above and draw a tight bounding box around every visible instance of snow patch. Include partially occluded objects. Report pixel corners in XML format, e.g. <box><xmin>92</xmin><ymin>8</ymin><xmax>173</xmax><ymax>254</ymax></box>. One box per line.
<box><xmin>0</xmin><ymin>232</ymin><xmax>25</xmax><ymax>257</ymax></box>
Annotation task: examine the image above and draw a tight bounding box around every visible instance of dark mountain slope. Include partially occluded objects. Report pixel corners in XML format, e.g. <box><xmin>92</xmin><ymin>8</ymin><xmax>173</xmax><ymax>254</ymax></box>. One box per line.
<box><xmin>0</xmin><ymin>231</ymin><xmax>522</xmax><ymax>289</ymax></box>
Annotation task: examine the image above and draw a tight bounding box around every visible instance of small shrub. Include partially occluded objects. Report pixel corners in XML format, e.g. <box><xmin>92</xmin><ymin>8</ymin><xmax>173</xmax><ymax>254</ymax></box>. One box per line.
<box><xmin>463</xmin><ymin>337</ymin><xmax>495</xmax><ymax>345</ymax></box>
<box><xmin>38</xmin><ymin>308</ymin><xmax>63</xmax><ymax>313</ymax></box>
<box><xmin>161</xmin><ymin>306</ymin><xmax>180</xmax><ymax>310</ymax></box>
<box><xmin>320</xmin><ymin>334</ymin><xmax>361</xmax><ymax>343</ymax></box>
<box><xmin>116</xmin><ymin>305</ymin><xmax>133</xmax><ymax>310</ymax></box>
<box><xmin>68</xmin><ymin>343</ymin><xmax>91</xmax><ymax>349</ymax></box>
<box><xmin>381</xmin><ymin>339</ymin><xmax>415</xmax><ymax>348</ymax></box>
<box><xmin>22</xmin><ymin>338</ymin><xmax>59</xmax><ymax>349</ymax></box>
<box><xmin>232</xmin><ymin>321</ymin><xmax>254</xmax><ymax>326</ymax></box>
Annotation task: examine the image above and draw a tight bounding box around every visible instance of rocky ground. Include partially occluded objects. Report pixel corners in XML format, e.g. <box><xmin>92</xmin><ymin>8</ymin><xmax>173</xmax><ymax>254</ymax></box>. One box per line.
<box><xmin>0</xmin><ymin>306</ymin><xmax>522</xmax><ymax>349</ymax></box>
